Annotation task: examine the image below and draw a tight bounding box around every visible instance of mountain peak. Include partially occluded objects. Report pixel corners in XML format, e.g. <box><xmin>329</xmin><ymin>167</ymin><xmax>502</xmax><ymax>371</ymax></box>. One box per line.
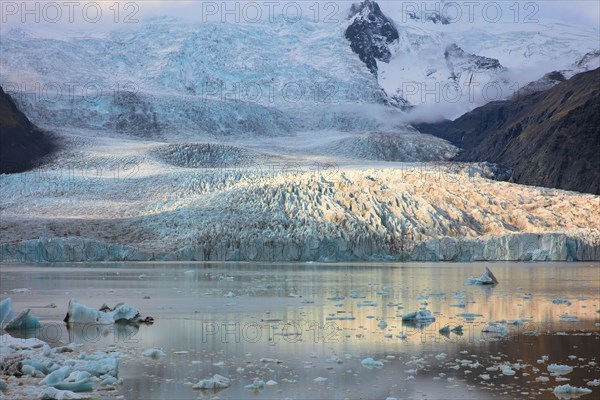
<box><xmin>345</xmin><ymin>1</ymin><xmax>399</xmax><ymax>75</ymax></box>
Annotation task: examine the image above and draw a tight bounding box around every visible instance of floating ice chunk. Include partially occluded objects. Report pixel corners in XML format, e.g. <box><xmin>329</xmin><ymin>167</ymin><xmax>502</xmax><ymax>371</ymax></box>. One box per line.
<box><xmin>401</xmin><ymin>310</ymin><xmax>435</xmax><ymax>322</ymax></box>
<box><xmin>224</xmin><ymin>291</ymin><xmax>237</xmax><ymax>298</ymax></box>
<box><xmin>552</xmin><ymin>384</ymin><xmax>593</xmax><ymax>399</ymax></box>
<box><xmin>0</xmin><ymin>298</ymin><xmax>15</xmax><ymax>326</ymax></box>
<box><xmin>142</xmin><ymin>348</ymin><xmax>166</xmax><ymax>359</ymax></box>
<box><xmin>378</xmin><ymin>320</ymin><xmax>388</xmax><ymax>329</ymax></box>
<box><xmin>327</xmin><ymin>295</ymin><xmax>344</xmax><ymax>301</ymax></box>
<box><xmin>435</xmin><ymin>353</ymin><xmax>447</xmax><ymax>361</ymax></box>
<box><xmin>357</xmin><ymin>301</ymin><xmax>377</xmax><ymax>307</ymax></box>
<box><xmin>560</xmin><ymin>314</ymin><xmax>578</xmax><ymax>322</ymax></box>
<box><xmin>0</xmin><ymin>379</ymin><xmax>7</xmax><ymax>390</ymax></box>
<box><xmin>245</xmin><ymin>378</ymin><xmax>265</xmax><ymax>389</ymax></box>
<box><xmin>10</xmin><ymin>288</ymin><xmax>31</xmax><ymax>294</ymax></box>
<box><xmin>1</xmin><ymin>298</ymin><xmax>41</xmax><ymax>330</ymax></box>
<box><xmin>501</xmin><ymin>367</ymin><xmax>516</xmax><ymax>375</ymax></box>
<box><xmin>1</xmin><ymin>333</ymin><xmax>46</xmax><ymax>349</ymax></box>
<box><xmin>265</xmin><ymin>380</ymin><xmax>277</xmax><ymax>386</ymax></box>
<box><xmin>548</xmin><ymin>364</ymin><xmax>573</xmax><ymax>375</ymax></box>
<box><xmin>456</xmin><ymin>312</ymin><xmax>483</xmax><ymax>320</ymax></box>
<box><xmin>361</xmin><ymin>358</ymin><xmax>384</xmax><ymax>368</ymax></box>
<box><xmin>536</xmin><ymin>376</ymin><xmax>550</xmax><ymax>382</ymax></box>
<box><xmin>64</xmin><ymin>299</ymin><xmax>151</xmax><ymax>325</ymax></box>
<box><xmin>482</xmin><ymin>324</ymin><xmax>509</xmax><ymax>336</ymax></box>
<box><xmin>396</xmin><ymin>333</ymin><xmax>408</xmax><ymax>340</ymax></box>
<box><xmin>349</xmin><ymin>293</ymin><xmax>366</xmax><ymax>299</ymax></box>
<box><xmin>5</xmin><ymin>308</ymin><xmax>41</xmax><ymax>330</ymax></box>
<box><xmin>326</xmin><ymin>315</ymin><xmax>356</xmax><ymax>321</ymax></box>
<box><xmin>587</xmin><ymin>379</ymin><xmax>600</xmax><ymax>387</ymax></box>
<box><xmin>260</xmin><ymin>358</ymin><xmax>283</xmax><ymax>364</ymax></box>
<box><xmin>313</xmin><ymin>377</ymin><xmax>328</xmax><ymax>382</ymax></box>
<box><xmin>466</xmin><ymin>268</ymin><xmax>499</xmax><ymax>285</ymax></box>
<box><xmin>66</xmin><ymin>353</ymin><xmax>118</xmax><ymax>378</ymax></box>
<box><xmin>479</xmin><ymin>374</ymin><xmax>490</xmax><ymax>380</ymax></box>
<box><xmin>192</xmin><ymin>374</ymin><xmax>230</xmax><ymax>390</ymax></box>
<box><xmin>553</xmin><ymin>298</ymin><xmax>573</xmax><ymax>306</ymax></box>
<box><xmin>38</xmin><ymin>387</ymin><xmax>90</xmax><ymax>400</ymax></box>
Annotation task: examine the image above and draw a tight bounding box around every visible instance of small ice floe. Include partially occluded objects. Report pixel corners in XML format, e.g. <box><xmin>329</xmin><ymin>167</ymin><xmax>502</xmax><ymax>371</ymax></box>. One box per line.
<box><xmin>396</xmin><ymin>333</ymin><xmax>408</xmax><ymax>340</ymax></box>
<box><xmin>548</xmin><ymin>364</ymin><xmax>573</xmax><ymax>375</ymax></box>
<box><xmin>501</xmin><ymin>365</ymin><xmax>516</xmax><ymax>375</ymax></box>
<box><xmin>523</xmin><ymin>293</ymin><xmax>533</xmax><ymax>300</ymax></box>
<box><xmin>587</xmin><ymin>379</ymin><xmax>600</xmax><ymax>387</ymax></box>
<box><xmin>553</xmin><ymin>298</ymin><xmax>573</xmax><ymax>306</ymax></box>
<box><xmin>0</xmin><ymin>333</ymin><xmax>45</xmax><ymax>349</ymax></box>
<box><xmin>63</xmin><ymin>299</ymin><xmax>153</xmax><ymax>325</ymax></box>
<box><xmin>466</xmin><ymin>267</ymin><xmax>499</xmax><ymax>285</ymax></box>
<box><xmin>223</xmin><ymin>291</ymin><xmax>237</xmax><ymax>298</ymax></box>
<box><xmin>245</xmin><ymin>378</ymin><xmax>265</xmax><ymax>390</ymax></box>
<box><xmin>10</xmin><ymin>288</ymin><xmax>31</xmax><ymax>294</ymax></box>
<box><xmin>142</xmin><ymin>348</ymin><xmax>166</xmax><ymax>359</ymax></box>
<box><xmin>560</xmin><ymin>314</ymin><xmax>579</xmax><ymax>322</ymax></box>
<box><xmin>327</xmin><ymin>295</ymin><xmax>344</xmax><ymax>301</ymax></box>
<box><xmin>173</xmin><ymin>351</ymin><xmax>188</xmax><ymax>355</ymax></box>
<box><xmin>357</xmin><ymin>301</ymin><xmax>377</xmax><ymax>307</ymax></box>
<box><xmin>1</xmin><ymin>297</ymin><xmax>41</xmax><ymax>330</ymax></box>
<box><xmin>479</xmin><ymin>374</ymin><xmax>490</xmax><ymax>380</ymax></box>
<box><xmin>40</xmin><ymin>367</ymin><xmax>94</xmax><ymax>392</ymax></box>
<box><xmin>192</xmin><ymin>374</ymin><xmax>231</xmax><ymax>390</ymax></box>
<box><xmin>38</xmin><ymin>387</ymin><xmax>90</xmax><ymax>399</ymax></box>
<box><xmin>265</xmin><ymin>380</ymin><xmax>277</xmax><ymax>386</ymax></box>
<box><xmin>552</xmin><ymin>384</ymin><xmax>592</xmax><ymax>399</ymax></box>
<box><xmin>260</xmin><ymin>358</ymin><xmax>283</xmax><ymax>364</ymax></box>
<box><xmin>536</xmin><ymin>376</ymin><xmax>550</xmax><ymax>382</ymax></box>
<box><xmin>349</xmin><ymin>293</ymin><xmax>366</xmax><ymax>299</ymax></box>
<box><xmin>326</xmin><ymin>315</ymin><xmax>356</xmax><ymax>321</ymax></box>
<box><xmin>361</xmin><ymin>357</ymin><xmax>384</xmax><ymax>368</ymax></box>
<box><xmin>378</xmin><ymin>320</ymin><xmax>388</xmax><ymax>329</ymax></box>
<box><xmin>456</xmin><ymin>312</ymin><xmax>483</xmax><ymax>321</ymax></box>
<box><xmin>435</xmin><ymin>353</ymin><xmax>447</xmax><ymax>361</ymax></box>
<box><xmin>313</xmin><ymin>376</ymin><xmax>328</xmax><ymax>382</ymax></box>
<box><xmin>401</xmin><ymin>309</ymin><xmax>435</xmax><ymax>322</ymax></box>
<box><xmin>482</xmin><ymin>324</ymin><xmax>509</xmax><ymax>336</ymax></box>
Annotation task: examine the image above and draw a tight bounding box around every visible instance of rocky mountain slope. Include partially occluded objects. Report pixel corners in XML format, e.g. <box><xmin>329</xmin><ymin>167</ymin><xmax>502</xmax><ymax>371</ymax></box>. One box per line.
<box><xmin>0</xmin><ymin>86</ymin><xmax>56</xmax><ymax>173</ymax></box>
<box><xmin>417</xmin><ymin>68</ymin><xmax>600</xmax><ymax>194</ymax></box>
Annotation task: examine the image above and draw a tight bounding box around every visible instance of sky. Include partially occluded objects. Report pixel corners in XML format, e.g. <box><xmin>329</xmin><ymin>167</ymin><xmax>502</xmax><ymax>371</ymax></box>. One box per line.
<box><xmin>1</xmin><ymin>1</ymin><xmax>599</xmax><ymax>33</ymax></box>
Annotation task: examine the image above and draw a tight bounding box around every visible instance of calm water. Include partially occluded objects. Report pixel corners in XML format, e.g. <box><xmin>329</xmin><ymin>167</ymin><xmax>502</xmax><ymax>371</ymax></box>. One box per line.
<box><xmin>1</xmin><ymin>262</ymin><xmax>599</xmax><ymax>400</ymax></box>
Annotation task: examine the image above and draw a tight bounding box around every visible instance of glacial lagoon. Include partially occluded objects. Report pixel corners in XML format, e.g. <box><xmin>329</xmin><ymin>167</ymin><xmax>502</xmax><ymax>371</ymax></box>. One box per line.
<box><xmin>1</xmin><ymin>262</ymin><xmax>599</xmax><ymax>399</ymax></box>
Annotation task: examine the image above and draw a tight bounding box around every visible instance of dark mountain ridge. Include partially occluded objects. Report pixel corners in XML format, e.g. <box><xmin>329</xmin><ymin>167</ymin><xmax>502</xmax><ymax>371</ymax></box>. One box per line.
<box><xmin>417</xmin><ymin>68</ymin><xmax>600</xmax><ymax>194</ymax></box>
<box><xmin>0</xmin><ymin>86</ymin><xmax>57</xmax><ymax>173</ymax></box>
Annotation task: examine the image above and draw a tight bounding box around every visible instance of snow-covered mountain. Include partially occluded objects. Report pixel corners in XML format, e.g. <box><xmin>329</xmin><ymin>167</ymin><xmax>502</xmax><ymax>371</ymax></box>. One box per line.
<box><xmin>1</xmin><ymin>0</ymin><xmax>598</xmax><ymax>136</ymax></box>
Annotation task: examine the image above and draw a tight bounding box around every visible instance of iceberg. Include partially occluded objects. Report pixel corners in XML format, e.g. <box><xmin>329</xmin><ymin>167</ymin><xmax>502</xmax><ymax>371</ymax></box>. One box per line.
<box><xmin>38</xmin><ymin>387</ymin><xmax>91</xmax><ymax>400</ymax></box>
<box><xmin>63</xmin><ymin>299</ymin><xmax>153</xmax><ymax>325</ymax></box>
<box><xmin>482</xmin><ymin>324</ymin><xmax>509</xmax><ymax>336</ymax></box>
<box><xmin>0</xmin><ymin>333</ymin><xmax>45</xmax><ymax>349</ymax></box>
<box><xmin>192</xmin><ymin>374</ymin><xmax>231</xmax><ymax>390</ymax></box>
<box><xmin>548</xmin><ymin>364</ymin><xmax>574</xmax><ymax>375</ymax></box>
<box><xmin>361</xmin><ymin>357</ymin><xmax>384</xmax><ymax>368</ymax></box>
<box><xmin>553</xmin><ymin>384</ymin><xmax>593</xmax><ymax>399</ymax></box>
<box><xmin>401</xmin><ymin>309</ymin><xmax>435</xmax><ymax>322</ymax></box>
<box><xmin>0</xmin><ymin>298</ymin><xmax>15</xmax><ymax>326</ymax></box>
<box><xmin>1</xmin><ymin>298</ymin><xmax>41</xmax><ymax>330</ymax></box>
<box><xmin>466</xmin><ymin>267</ymin><xmax>499</xmax><ymax>285</ymax></box>
<box><xmin>142</xmin><ymin>348</ymin><xmax>166</xmax><ymax>359</ymax></box>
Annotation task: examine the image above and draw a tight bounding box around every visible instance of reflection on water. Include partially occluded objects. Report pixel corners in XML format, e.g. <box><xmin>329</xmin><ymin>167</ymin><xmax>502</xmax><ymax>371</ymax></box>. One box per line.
<box><xmin>2</xmin><ymin>262</ymin><xmax>599</xmax><ymax>399</ymax></box>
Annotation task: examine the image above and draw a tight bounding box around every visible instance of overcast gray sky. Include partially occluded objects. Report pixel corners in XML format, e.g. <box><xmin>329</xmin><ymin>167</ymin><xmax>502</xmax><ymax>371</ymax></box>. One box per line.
<box><xmin>1</xmin><ymin>1</ymin><xmax>598</xmax><ymax>32</ymax></box>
